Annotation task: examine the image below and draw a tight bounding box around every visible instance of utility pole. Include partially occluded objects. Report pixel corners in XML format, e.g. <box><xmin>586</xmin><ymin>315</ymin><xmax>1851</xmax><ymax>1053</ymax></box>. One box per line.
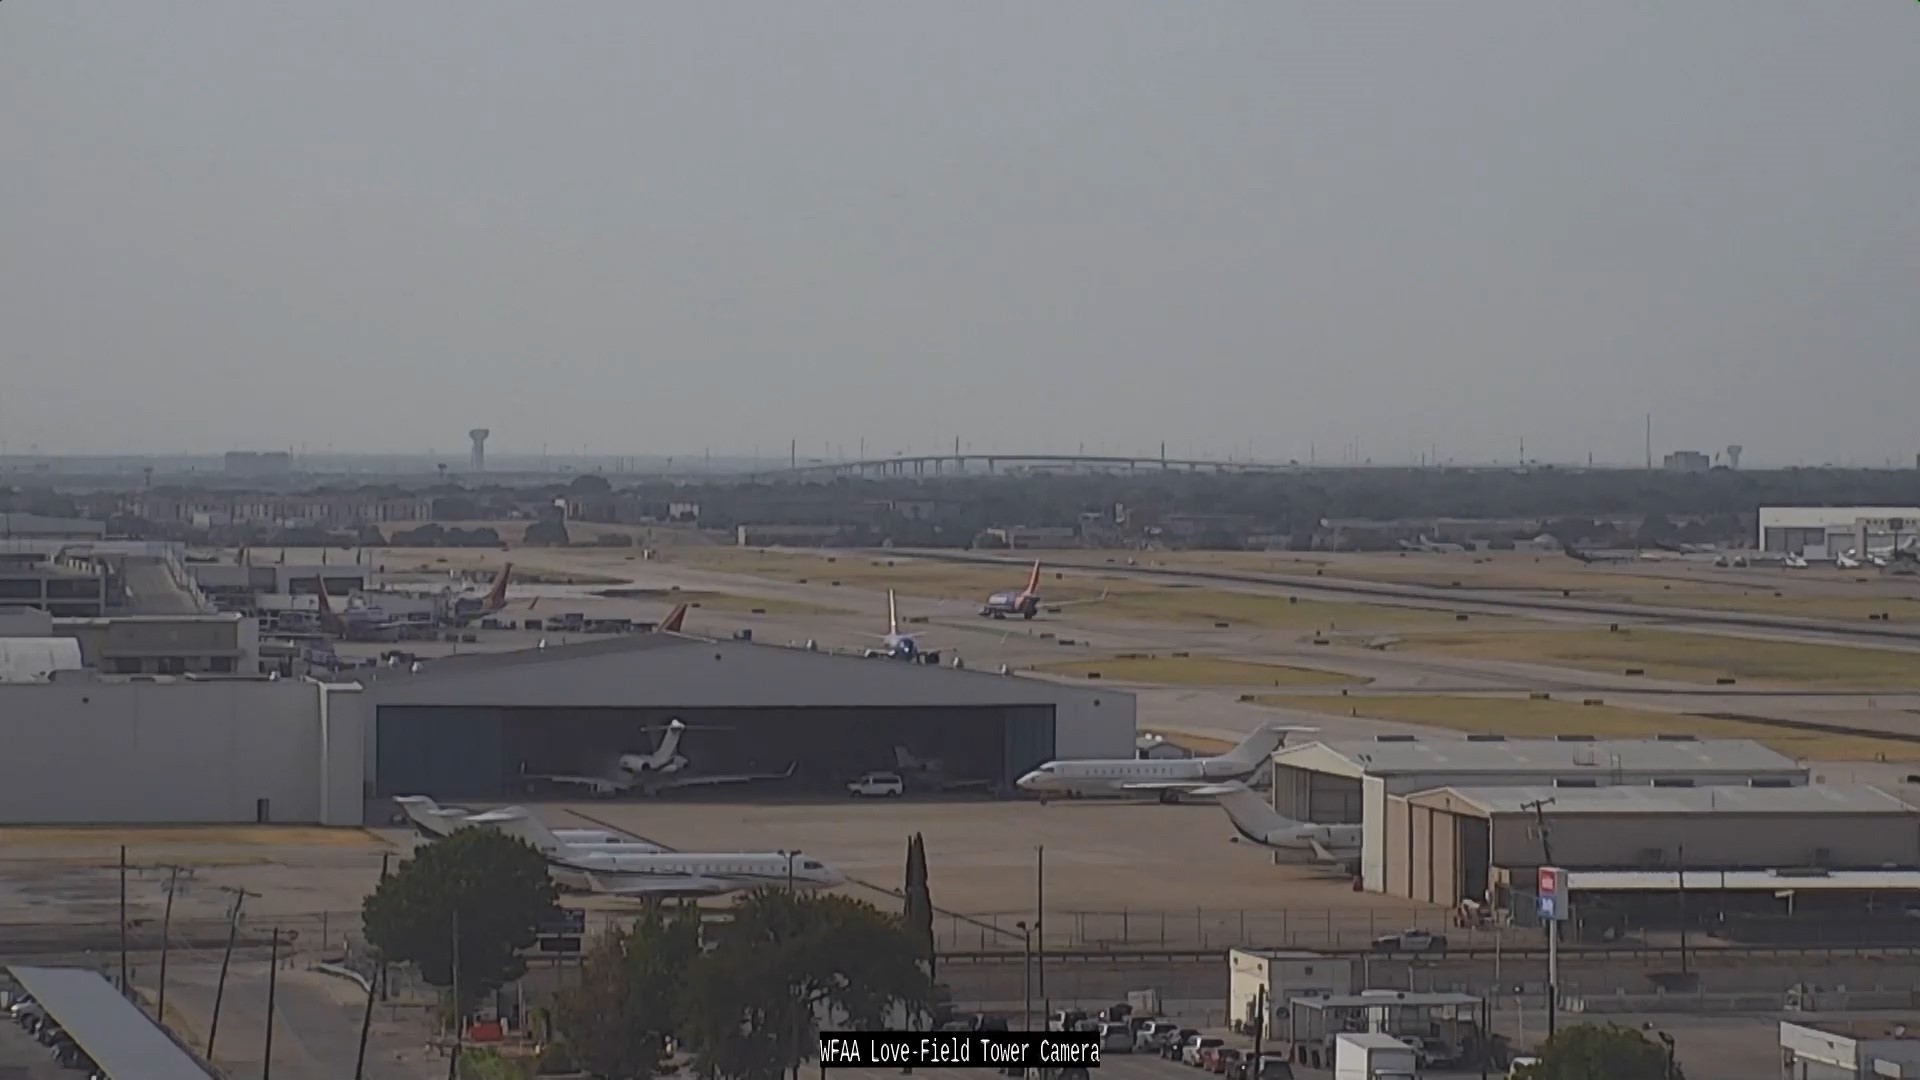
<box><xmin>353</xmin><ymin>947</ymin><xmax>381</xmax><ymax>1080</ymax></box>
<box><xmin>1521</xmin><ymin>798</ymin><xmax>1558</xmax><ymax>1039</ymax></box>
<box><xmin>156</xmin><ymin>865</ymin><xmax>187</xmax><ymax>1022</ymax></box>
<box><xmin>1034</xmin><ymin>845</ymin><xmax>1045</xmax><ymax>1012</ymax></box>
<box><xmin>1677</xmin><ymin>843</ymin><xmax>1689</xmax><ymax>977</ymax></box>
<box><xmin>447</xmin><ymin>909</ymin><xmax>462</xmax><ymax>1080</ymax></box>
<box><xmin>206</xmin><ymin>885</ymin><xmax>259</xmax><ymax>1062</ymax></box>
<box><xmin>117</xmin><ymin>846</ymin><xmax>128</xmax><ymax>995</ymax></box>
<box><xmin>263</xmin><ymin>929</ymin><xmax>280</xmax><ymax>1080</ymax></box>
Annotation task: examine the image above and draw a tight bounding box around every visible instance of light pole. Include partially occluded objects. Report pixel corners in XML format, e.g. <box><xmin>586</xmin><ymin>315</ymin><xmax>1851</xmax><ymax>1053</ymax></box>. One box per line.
<box><xmin>784</xmin><ymin>850</ymin><xmax>800</xmax><ymax>893</ymax></box>
<box><xmin>1014</xmin><ymin>921</ymin><xmax>1034</xmax><ymax>1032</ymax></box>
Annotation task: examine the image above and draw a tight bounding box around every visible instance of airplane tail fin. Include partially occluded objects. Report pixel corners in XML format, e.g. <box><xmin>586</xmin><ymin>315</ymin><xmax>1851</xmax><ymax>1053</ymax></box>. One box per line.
<box><xmin>658</xmin><ymin>603</ymin><xmax>688</xmax><ymax>634</ymax></box>
<box><xmin>1025</xmin><ymin>560</ymin><xmax>1042</xmax><ymax>595</ymax></box>
<box><xmin>470</xmin><ymin>807</ymin><xmax>565</xmax><ymax>855</ymax></box>
<box><xmin>1218</xmin><ymin>725</ymin><xmax>1298</xmax><ymax>768</ymax></box>
<box><xmin>655</xmin><ymin>718</ymin><xmax>686</xmax><ymax>764</ymax></box>
<box><xmin>487</xmin><ymin>564</ymin><xmax>512</xmax><ymax>609</ymax></box>
<box><xmin>392</xmin><ymin>796</ymin><xmax>445</xmax><ymax>836</ymax></box>
<box><xmin>1194</xmin><ymin>782</ymin><xmax>1296</xmax><ymax>838</ymax></box>
<box><xmin>887</xmin><ymin>590</ymin><xmax>900</xmax><ymax>635</ymax></box>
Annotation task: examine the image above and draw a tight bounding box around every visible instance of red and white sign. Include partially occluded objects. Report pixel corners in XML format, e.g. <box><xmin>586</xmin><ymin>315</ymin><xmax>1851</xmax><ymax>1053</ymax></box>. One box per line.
<box><xmin>1537</xmin><ymin>866</ymin><xmax>1561</xmax><ymax>897</ymax></box>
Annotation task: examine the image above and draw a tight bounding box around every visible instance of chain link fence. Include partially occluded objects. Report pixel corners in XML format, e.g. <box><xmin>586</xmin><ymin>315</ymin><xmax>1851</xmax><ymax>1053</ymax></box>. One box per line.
<box><xmin>929</xmin><ymin>905</ymin><xmax>1470</xmax><ymax>952</ymax></box>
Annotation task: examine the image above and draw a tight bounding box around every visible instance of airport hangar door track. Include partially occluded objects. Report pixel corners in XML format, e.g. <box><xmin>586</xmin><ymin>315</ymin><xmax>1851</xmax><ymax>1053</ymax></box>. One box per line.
<box><xmin>373</xmin><ymin>703</ymin><xmax>1057</xmax><ymax>800</ymax></box>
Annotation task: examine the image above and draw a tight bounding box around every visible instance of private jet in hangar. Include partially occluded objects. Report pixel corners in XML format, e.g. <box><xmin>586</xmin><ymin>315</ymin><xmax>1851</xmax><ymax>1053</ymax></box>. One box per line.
<box><xmin>1015</xmin><ymin>724</ymin><xmax>1314</xmax><ymax>803</ymax></box>
<box><xmin>473</xmin><ymin>807</ymin><xmax>847</xmax><ymax>896</ymax></box>
<box><xmin>519</xmin><ymin>719</ymin><xmax>796</xmax><ymax>798</ymax></box>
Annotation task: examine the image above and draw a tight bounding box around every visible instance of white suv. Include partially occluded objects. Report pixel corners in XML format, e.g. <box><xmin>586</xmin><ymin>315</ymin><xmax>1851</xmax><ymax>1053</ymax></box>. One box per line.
<box><xmin>848</xmin><ymin>772</ymin><xmax>906</xmax><ymax>798</ymax></box>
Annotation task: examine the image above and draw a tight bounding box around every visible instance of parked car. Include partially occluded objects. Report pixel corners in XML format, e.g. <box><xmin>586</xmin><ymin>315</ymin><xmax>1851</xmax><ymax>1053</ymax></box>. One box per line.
<box><xmin>1183</xmin><ymin>1036</ymin><xmax>1225</xmax><ymax>1067</ymax></box>
<box><xmin>1135</xmin><ymin>1020</ymin><xmax>1180</xmax><ymax>1050</ymax></box>
<box><xmin>1232</xmin><ymin>1054</ymin><xmax>1296</xmax><ymax>1080</ymax></box>
<box><xmin>1050</xmin><ymin>1009</ymin><xmax>1089</xmax><ymax>1033</ymax></box>
<box><xmin>1099</xmin><ymin>1023</ymin><xmax>1135</xmax><ymax>1054</ymax></box>
<box><xmin>1509</xmin><ymin>1057</ymin><xmax>1541</xmax><ymax>1078</ymax></box>
<box><xmin>1163</xmin><ymin>1029</ymin><xmax>1201</xmax><ymax>1060</ymax></box>
<box><xmin>1208</xmin><ymin>1048</ymin><xmax>1244</xmax><ymax>1075</ymax></box>
<box><xmin>847</xmin><ymin>772</ymin><xmax>905</xmax><ymax>798</ymax></box>
<box><xmin>1371</xmin><ymin>928</ymin><xmax>1448</xmax><ymax>954</ymax></box>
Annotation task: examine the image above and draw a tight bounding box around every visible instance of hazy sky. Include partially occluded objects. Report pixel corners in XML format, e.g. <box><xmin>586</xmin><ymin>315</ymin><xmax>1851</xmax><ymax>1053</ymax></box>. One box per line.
<box><xmin>3</xmin><ymin>3</ymin><xmax>1916</xmax><ymax>466</ymax></box>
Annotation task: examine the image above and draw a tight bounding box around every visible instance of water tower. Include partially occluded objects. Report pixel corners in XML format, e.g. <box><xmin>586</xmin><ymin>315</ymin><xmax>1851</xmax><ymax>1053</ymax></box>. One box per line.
<box><xmin>469</xmin><ymin>428</ymin><xmax>490</xmax><ymax>471</ymax></box>
<box><xmin>1725</xmin><ymin>444</ymin><xmax>1743</xmax><ymax>470</ymax></box>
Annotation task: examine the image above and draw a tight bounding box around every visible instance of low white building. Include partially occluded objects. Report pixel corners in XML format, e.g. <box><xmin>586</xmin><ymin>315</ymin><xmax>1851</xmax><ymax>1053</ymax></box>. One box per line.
<box><xmin>1227</xmin><ymin>949</ymin><xmax>1354</xmax><ymax>1036</ymax></box>
<box><xmin>1758</xmin><ymin>507</ymin><xmax>1920</xmax><ymax>559</ymax></box>
<box><xmin>1782</xmin><ymin>1020</ymin><xmax>1920</xmax><ymax>1078</ymax></box>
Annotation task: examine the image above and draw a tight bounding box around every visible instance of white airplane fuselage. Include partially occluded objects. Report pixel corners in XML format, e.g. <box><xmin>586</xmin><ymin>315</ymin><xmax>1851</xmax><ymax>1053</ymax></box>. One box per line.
<box><xmin>1017</xmin><ymin>758</ymin><xmax>1249</xmax><ymax>796</ymax></box>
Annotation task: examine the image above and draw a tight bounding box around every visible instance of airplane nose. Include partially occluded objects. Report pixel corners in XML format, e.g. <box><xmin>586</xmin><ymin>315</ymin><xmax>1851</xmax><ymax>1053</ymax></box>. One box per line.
<box><xmin>1016</xmin><ymin>771</ymin><xmax>1045</xmax><ymax>790</ymax></box>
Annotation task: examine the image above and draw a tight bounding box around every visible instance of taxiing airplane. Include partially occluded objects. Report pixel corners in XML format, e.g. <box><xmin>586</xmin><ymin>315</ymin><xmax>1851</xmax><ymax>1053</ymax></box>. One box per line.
<box><xmin>1191</xmin><ymin>782</ymin><xmax>1361</xmax><ymax>867</ymax></box>
<box><xmin>315</xmin><ymin>574</ymin><xmax>407</xmax><ymax>641</ymax></box>
<box><xmin>392</xmin><ymin>796</ymin><xmax>663</xmax><ymax>852</ymax></box>
<box><xmin>864</xmin><ymin>591</ymin><xmax>943</xmax><ymax>664</ymax></box>
<box><xmin>979</xmin><ymin>561</ymin><xmax>1109</xmax><ymax>620</ymax></box>
<box><xmin>474</xmin><ymin>807</ymin><xmax>846</xmax><ymax>896</ymax></box>
<box><xmin>449</xmin><ymin>564</ymin><xmax>514</xmax><ymax>624</ymax></box>
<box><xmin>1016</xmin><ymin>725</ymin><xmax>1314</xmax><ymax>803</ymax></box>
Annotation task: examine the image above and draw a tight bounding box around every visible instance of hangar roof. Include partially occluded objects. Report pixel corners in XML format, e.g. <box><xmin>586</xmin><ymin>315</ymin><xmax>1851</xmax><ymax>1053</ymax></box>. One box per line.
<box><xmin>363</xmin><ymin>634</ymin><xmax>1128</xmax><ymax>710</ymax></box>
<box><xmin>1414</xmin><ymin>784</ymin><xmax>1912</xmax><ymax>816</ymax></box>
<box><xmin>1274</xmin><ymin>737</ymin><xmax>1802</xmax><ymax>779</ymax></box>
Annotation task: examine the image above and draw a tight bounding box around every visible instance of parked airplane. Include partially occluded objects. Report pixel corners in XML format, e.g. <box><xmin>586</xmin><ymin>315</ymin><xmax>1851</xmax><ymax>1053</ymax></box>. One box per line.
<box><xmin>519</xmin><ymin>721</ymin><xmax>797</xmax><ymax>798</ymax></box>
<box><xmin>1016</xmin><ymin>725</ymin><xmax>1315</xmax><ymax>803</ymax></box>
<box><xmin>315</xmin><ymin>574</ymin><xmax>406</xmax><ymax>641</ymax></box>
<box><xmin>520</xmin><ymin>720</ymin><xmax>689</xmax><ymax>795</ymax></box>
<box><xmin>1782</xmin><ymin>554</ymin><xmax>1810</xmax><ymax>570</ymax></box>
<box><xmin>1398</xmin><ymin>536</ymin><xmax>1466</xmax><ymax>554</ymax></box>
<box><xmin>979</xmin><ymin>561</ymin><xmax>1109</xmax><ymax>620</ymax></box>
<box><xmin>392</xmin><ymin>796</ymin><xmax>664</xmax><ymax>852</ymax></box>
<box><xmin>450</xmin><ymin>564</ymin><xmax>514</xmax><ymax>624</ymax></box>
<box><xmin>472</xmin><ymin>807</ymin><xmax>846</xmax><ymax>896</ymax></box>
<box><xmin>1837</xmin><ymin>551</ymin><xmax>1863</xmax><ymax>570</ymax></box>
<box><xmin>1191</xmin><ymin>782</ymin><xmax>1362</xmax><ymax>866</ymax></box>
<box><xmin>864</xmin><ymin>591</ymin><xmax>942</xmax><ymax>664</ymax></box>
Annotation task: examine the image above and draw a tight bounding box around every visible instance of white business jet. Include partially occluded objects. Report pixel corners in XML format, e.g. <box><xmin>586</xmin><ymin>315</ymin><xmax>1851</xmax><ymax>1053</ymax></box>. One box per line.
<box><xmin>469</xmin><ymin>807</ymin><xmax>847</xmax><ymax>897</ymax></box>
<box><xmin>1015</xmin><ymin>725</ymin><xmax>1315</xmax><ymax>803</ymax></box>
<box><xmin>392</xmin><ymin>796</ymin><xmax>663</xmax><ymax>851</ymax></box>
<box><xmin>1191</xmin><ymin>781</ymin><xmax>1362</xmax><ymax>869</ymax></box>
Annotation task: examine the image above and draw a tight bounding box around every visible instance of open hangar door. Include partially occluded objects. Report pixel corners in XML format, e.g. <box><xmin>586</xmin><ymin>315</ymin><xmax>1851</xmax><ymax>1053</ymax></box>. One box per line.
<box><xmin>375</xmin><ymin>704</ymin><xmax>1056</xmax><ymax>799</ymax></box>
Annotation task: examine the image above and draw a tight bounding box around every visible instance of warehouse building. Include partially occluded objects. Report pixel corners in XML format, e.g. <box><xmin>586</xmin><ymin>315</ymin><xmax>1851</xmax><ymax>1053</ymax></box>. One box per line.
<box><xmin>1269</xmin><ymin>736</ymin><xmax>1809</xmax><ymax>892</ymax></box>
<box><xmin>0</xmin><ymin>674</ymin><xmax>364</xmax><ymax>825</ymax></box>
<box><xmin>1758</xmin><ymin>506</ymin><xmax>1920</xmax><ymax>559</ymax></box>
<box><xmin>362</xmin><ymin>635</ymin><xmax>1134</xmax><ymax>805</ymax></box>
<box><xmin>1389</xmin><ymin>783</ymin><xmax>1919</xmax><ymax>907</ymax></box>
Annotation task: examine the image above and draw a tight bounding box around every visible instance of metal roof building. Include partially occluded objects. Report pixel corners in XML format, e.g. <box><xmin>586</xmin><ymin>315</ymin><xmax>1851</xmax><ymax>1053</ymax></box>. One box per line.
<box><xmin>1267</xmin><ymin>736</ymin><xmax>1811</xmax><ymax>895</ymax></box>
<box><xmin>361</xmin><ymin>634</ymin><xmax>1134</xmax><ymax>806</ymax></box>
<box><xmin>6</xmin><ymin>965</ymin><xmax>214</xmax><ymax>1079</ymax></box>
<box><xmin>1386</xmin><ymin>782</ymin><xmax>1920</xmax><ymax>918</ymax></box>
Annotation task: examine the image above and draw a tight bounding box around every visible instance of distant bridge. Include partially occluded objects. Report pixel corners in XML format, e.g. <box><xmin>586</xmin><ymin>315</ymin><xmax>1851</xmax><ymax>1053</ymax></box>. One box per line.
<box><xmin>744</xmin><ymin>452</ymin><xmax>1305</xmax><ymax>481</ymax></box>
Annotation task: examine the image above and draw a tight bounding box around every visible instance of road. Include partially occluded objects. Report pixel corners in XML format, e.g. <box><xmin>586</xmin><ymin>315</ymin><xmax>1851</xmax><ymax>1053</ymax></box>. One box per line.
<box><xmin>138</xmin><ymin>958</ymin><xmax>444</xmax><ymax>1080</ymax></box>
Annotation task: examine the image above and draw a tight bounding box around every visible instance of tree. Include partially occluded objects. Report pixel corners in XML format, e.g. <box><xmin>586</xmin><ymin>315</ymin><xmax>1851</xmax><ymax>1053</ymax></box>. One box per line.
<box><xmin>902</xmin><ymin>834</ymin><xmax>936</xmax><ymax>985</ymax></box>
<box><xmin>1515</xmin><ymin>1024</ymin><xmax>1682</xmax><ymax>1079</ymax></box>
<box><xmin>678</xmin><ymin>889</ymin><xmax>932</xmax><ymax>1080</ymax></box>
<box><xmin>556</xmin><ymin>901</ymin><xmax>703</xmax><ymax>1079</ymax></box>
<box><xmin>361</xmin><ymin>829</ymin><xmax>558</xmax><ymax>1012</ymax></box>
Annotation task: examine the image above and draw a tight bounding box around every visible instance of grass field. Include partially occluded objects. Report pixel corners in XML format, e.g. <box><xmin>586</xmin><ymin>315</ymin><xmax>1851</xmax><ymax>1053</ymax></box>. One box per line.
<box><xmin>674</xmin><ymin>548</ymin><xmax>1494</xmax><ymax>635</ymax></box>
<box><xmin>1254</xmin><ymin>694</ymin><xmax>1920</xmax><ymax>762</ymax></box>
<box><xmin>1052</xmin><ymin>551</ymin><xmax>1920</xmax><ymax>621</ymax></box>
<box><xmin>1030</xmin><ymin>655</ymin><xmax>1366</xmax><ymax>687</ymax></box>
<box><xmin>595</xmin><ymin>587</ymin><xmax>849</xmax><ymax>617</ymax></box>
<box><xmin>1393</xmin><ymin>626</ymin><xmax>1920</xmax><ymax>688</ymax></box>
